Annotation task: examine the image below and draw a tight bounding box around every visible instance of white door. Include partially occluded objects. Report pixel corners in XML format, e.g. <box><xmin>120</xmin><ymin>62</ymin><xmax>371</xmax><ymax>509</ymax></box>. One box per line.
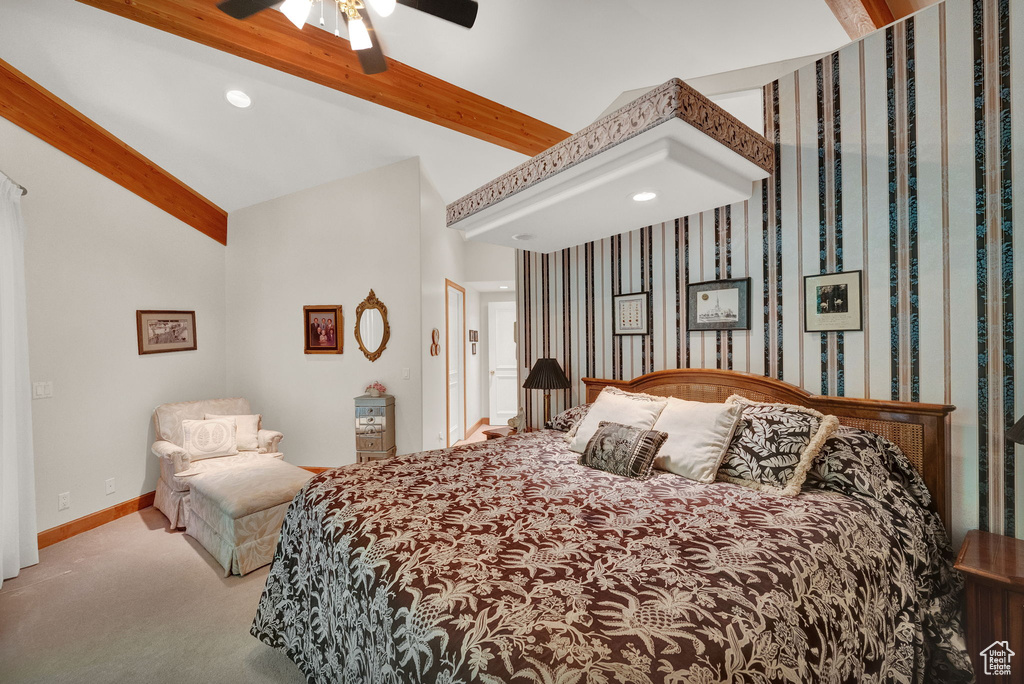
<box><xmin>446</xmin><ymin>281</ymin><xmax>465</xmax><ymax>446</ymax></box>
<box><xmin>488</xmin><ymin>301</ymin><xmax>518</xmax><ymax>425</ymax></box>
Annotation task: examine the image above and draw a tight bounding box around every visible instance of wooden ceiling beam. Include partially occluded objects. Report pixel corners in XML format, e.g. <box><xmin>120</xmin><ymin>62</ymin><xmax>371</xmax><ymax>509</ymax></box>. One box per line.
<box><xmin>823</xmin><ymin>0</ymin><xmax>897</xmax><ymax>39</ymax></box>
<box><xmin>0</xmin><ymin>57</ymin><xmax>228</xmax><ymax>244</ymax></box>
<box><xmin>74</xmin><ymin>0</ymin><xmax>570</xmax><ymax>157</ymax></box>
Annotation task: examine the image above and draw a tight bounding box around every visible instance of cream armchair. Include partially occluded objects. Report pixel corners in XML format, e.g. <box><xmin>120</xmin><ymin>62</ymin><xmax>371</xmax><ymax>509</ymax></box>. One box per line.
<box><xmin>152</xmin><ymin>397</ymin><xmax>283</xmax><ymax>529</ymax></box>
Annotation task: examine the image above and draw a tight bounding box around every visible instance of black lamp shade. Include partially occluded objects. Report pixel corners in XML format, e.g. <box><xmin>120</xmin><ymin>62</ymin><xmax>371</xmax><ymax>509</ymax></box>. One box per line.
<box><xmin>1007</xmin><ymin>415</ymin><xmax>1024</xmax><ymax>444</ymax></box>
<box><xmin>523</xmin><ymin>358</ymin><xmax>570</xmax><ymax>390</ymax></box>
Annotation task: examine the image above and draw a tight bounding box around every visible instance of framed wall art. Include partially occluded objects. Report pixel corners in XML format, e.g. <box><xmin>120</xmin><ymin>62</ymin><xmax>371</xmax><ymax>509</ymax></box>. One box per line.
<box><xmin>137</xmin><ymin>310</ymin><xmax>196</xmax><ymax>355</ymax></box>
<box><xmin>304</xmin><ymin>305</ymin><xmax>343</xmax><ymax>354</ymax></box>
<box><xmin>686</xmin><ymin>278</ymin><xmax>751</xmax><ymax>331</ymax></box>
<box><xmin>469</xmin><ymin>330</ymin><xmax>479</xmax><ymax>342</ymax></box>
<box><xmin>613</xmin><ymin>291</ymin><xmax>650</xmax><ymax>336</ymax></box>
<box><xmin>804</xmin><ymin>270</ymin><xmax>863</xmax><ymax>332</ymax></box>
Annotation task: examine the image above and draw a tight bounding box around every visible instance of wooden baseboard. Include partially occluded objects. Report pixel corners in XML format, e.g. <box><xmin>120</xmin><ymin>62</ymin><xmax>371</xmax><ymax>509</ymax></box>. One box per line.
<box><xmin>38</xmin><ymin>491</ymin><xmax>157</xmax><ymax>550</ymax></box>
<box><xmin>467</xmin><ymin>416</ymin><xmax>489</xmax><ymax>438</ymax></box>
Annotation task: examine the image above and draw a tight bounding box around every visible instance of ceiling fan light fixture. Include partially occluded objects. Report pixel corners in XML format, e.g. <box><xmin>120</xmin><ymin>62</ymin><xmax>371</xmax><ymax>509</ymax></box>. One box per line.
<box><xmin>279</xmin><ymin>0</ymin><xmax>313</xmax><ymax>29</ymax></box>
<box><xmin>368</xmin><ymin>0</ymin><xmax>396</xmax><ymax>17</ymax></box>
<box><xmin>348</xmin><ymin>16</ymin><xmax>373</xmax><ymax>50</ymax></box>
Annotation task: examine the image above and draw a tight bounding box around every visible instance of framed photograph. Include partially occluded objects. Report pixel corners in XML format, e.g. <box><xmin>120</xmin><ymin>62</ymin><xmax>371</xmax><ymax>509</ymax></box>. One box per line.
<box><xmin>137</xmin><ymin>310</ymin><xmax>196</xmax><ymax>355</ymax></box>
<box><xmin>687</xmin><ymin>278</ymin><xmax>751</xmax><ymax>331</ymax></box>
<box><xmin>804</xmin><ymin>270</ymin><xmax>863</xmax><ymax>332</ymax></box>
<box><xmin>613</xmin><ymin>291</ymin><xmax>650</xmax><ymax>336</ymax></box>
<box><xmin>469</xmin><ymin>330</ymin><xmax>479</xmax><ymax>342</ymax></box>
<box><xmin>472</xmin><ymin>342</ymin><xmax>478</xmax><ymax>355</ymax></box>
<box><xmin>304</xmin><ymin>305</ymin><xmax>343</xmax><ymax>354</ymax></box>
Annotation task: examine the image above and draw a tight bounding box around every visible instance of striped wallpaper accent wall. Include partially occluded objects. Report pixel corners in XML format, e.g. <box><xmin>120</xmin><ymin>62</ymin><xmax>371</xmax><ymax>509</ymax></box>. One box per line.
<box><xmin>515</xmin><ymin>0</ymin><xmax>1021</xmax><ymax>540</ymax></box>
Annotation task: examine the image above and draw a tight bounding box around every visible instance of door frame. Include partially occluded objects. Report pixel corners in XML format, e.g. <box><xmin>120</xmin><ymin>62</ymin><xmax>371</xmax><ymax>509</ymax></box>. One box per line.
<box><xmin>445</xmin><ymin>278</ymin><xmax>467</xmax><ymax>447</ymax></box>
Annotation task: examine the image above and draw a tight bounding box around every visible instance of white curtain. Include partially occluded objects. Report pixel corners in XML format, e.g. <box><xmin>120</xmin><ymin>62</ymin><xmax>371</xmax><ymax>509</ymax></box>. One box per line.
<box><xmin>0</xmin><ymin>174</ymin><xmax>37</xmax><ymax>586</ymax></box>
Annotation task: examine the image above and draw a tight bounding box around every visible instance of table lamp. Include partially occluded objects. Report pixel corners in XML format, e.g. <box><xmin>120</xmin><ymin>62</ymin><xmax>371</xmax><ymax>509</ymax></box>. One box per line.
<box><xmin>1006</xmin><ymin>415</ymin><xmax>1024</xmax><ymax>444</ymax></box>
<box><xmin>523</xmin><ymin>358</ymin><xmax>570</xmax><ymax>427</ymax></box>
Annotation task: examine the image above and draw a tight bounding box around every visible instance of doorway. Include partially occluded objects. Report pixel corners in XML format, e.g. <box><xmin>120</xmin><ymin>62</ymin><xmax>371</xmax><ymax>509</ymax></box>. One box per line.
<box><xmin>445</xmin><ymin>279</ymin><xmax>466</xmax><ymax>447</ymax></box>
<box><xmin>488</xmin><ymin>300</ymin><xmax>518</xmax><ymax>425</ymax></box>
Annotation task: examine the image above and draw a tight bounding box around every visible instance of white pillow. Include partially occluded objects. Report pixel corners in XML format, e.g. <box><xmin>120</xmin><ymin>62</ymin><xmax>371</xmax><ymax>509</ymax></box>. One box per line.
<box><xmin>206</xmin><ymin>413</ymin><xmax>261</xmax><ymax>451</ymax></box>
<box><xmin>567</xmin><ymin>387</ymin><xmax>668</xmax><ymax>453</ymax></box>
<box><xmin>651</xmin><ymin>398</ymin><xmax>743</xmax><ymax>483</ymax></box>
<box><xmin>181</xmin><ymin>418</ymin><xmax>238</xmax><ymax>460</ymax></box>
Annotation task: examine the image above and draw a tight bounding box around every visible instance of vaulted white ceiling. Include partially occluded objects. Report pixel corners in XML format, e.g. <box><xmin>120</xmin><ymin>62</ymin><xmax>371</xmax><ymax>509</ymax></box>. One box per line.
<box><xmin>0</xmin><ymin>0</ymin><xmax>849</xmax><ymax>212</ymax></box>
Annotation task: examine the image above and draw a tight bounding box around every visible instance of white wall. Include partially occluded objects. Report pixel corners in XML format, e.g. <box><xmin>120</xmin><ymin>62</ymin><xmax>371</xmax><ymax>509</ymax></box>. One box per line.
<box><xmin>0</xmin><ymin>117</ymin><xmax>228</xmax><ymax>532</ymax></box>
<box><xmin>225</xmin><ymin>159</ymin><xmax>424</xmax><ymax>466</ymax></box>
<box><xmin>419</xmin><ymin>171</ymin><xmax>467</xmax><ymax>449</ymax></box>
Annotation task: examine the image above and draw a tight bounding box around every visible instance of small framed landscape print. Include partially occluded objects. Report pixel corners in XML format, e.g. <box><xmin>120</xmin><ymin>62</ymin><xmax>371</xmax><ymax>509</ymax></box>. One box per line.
<box><xmin>804</xmin><ymin>270</ymin><xmax>863</xmax><ymax>332</ymax></box>
<box><xmin>469</xmin><ymin>330</ymin><xmax>479</xmax><ymax>342</ymax></box>
<box><xmin>137</xmin><ymin>310</ymin><xmax>197</xmax><ymax>355</ymax></box>
<box><xmin>613</xmin><ymin>291</ymin><xmax>650</xmax><ymax>336</ymax></box>
<box><xmin>687</xmin><ymin>278</ymin><xmax>751</xmax><ymax>331</ymax></box>
<box><xmin>304</xmin><ymin>305</ymin><xmax>343</xmax><ymax>354</ymax></box>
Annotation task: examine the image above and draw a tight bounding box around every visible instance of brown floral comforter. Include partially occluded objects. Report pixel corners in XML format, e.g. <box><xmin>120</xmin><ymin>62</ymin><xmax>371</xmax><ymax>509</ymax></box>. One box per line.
<box><xmin>251</xmin><ymin>430</ymin><xmax>973</xmax><ymax>683</ymax></box>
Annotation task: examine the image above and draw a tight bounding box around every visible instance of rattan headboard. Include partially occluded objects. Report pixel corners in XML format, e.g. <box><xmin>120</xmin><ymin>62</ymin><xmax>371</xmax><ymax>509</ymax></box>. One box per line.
<box><xmin>582</xmin><ymin>369</ymin><xmax>954</xmax><ymax>530</ymax></box>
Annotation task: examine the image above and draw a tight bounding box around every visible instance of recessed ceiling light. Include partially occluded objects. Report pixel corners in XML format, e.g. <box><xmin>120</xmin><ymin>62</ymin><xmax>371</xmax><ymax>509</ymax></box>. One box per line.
<box><xmin>512</xmin><ymin>233</ymin><xmax>535</xmax><ymax>241</ymax></box>
<box><xmin>632</xmin><ymin>191</ymin><xmax>657</xmax><ymax>202</ymax></box>
<box><xmin>225</xmin><ymin>90</ymin><xmax>252</xmax><ymax>109</ymax></box>
<box><xmin>498</xmin><ymin>285</ymin><xmax>510</xmax><ymax>290</ymax></box>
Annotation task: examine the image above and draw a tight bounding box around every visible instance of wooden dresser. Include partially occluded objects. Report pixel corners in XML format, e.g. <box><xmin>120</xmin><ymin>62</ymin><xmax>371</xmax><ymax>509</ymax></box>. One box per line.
<box><xmin>955</xmin><ymin>529</ymin><xmax>1024</xmax><ymax>682</ymax></box>
<box><xmin>354</xmin><ymin>393</ymin><xmax>395</xmax><ymax>463</ymax></box>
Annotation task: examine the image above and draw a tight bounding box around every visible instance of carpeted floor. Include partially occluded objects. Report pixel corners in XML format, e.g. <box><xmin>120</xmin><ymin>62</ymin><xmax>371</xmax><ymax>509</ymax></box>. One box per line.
<box><xmin>0</xmin><ymin>507</ymin><xmax>305</xmax><ymax>684</ymax></box>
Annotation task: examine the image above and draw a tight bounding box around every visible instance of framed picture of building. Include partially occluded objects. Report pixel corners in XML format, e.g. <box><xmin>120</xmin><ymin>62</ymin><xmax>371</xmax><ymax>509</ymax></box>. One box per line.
<box><xmin>613</xmin><ymin>291</ymin><xmax>650</xmax><ymax>336</ymax></box>
<box><xmin>804</xmin><ymin>270</ymin><xmax>863</xmax><ymax>332</ymax></box>
<box><xmin>686</xmin><ymin>278</ymin><xmax>751</xmax><ymax>331</ymax></box>
<box><xmin>136</xmin><ymin>310</ymin><xmax>197</xmax><ymax>355</ymax></box>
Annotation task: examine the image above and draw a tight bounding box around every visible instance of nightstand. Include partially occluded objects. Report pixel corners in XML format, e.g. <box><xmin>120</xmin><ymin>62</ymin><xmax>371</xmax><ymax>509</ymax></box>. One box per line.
<box><xmin>955</xmin><ymin>529</ymin><xmax>1024</xmax><ymax>682</ymax></box>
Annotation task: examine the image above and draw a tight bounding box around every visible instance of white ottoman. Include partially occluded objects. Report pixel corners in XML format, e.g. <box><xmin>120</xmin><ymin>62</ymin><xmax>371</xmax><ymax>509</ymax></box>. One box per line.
<box><xmin>185</xmin><ymin>459</ymin><xmax>314</xmax><ymax>576</ymax></box>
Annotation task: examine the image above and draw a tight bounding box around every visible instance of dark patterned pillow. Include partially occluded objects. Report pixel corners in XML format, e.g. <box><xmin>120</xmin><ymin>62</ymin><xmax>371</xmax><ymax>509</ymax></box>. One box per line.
<box><xmin>547</xmin><ymin>403</ymin><xmax>592</xmax><ymax>431</ymax></box>
<box><xmin>579</xmin><ymin>421</ymin><xmax>667</xmax><ymax>480</ymax></box>
<box><xmin>718</xmin><ymin>395</ymin><xmax>839</xmax><ymax>496</ymax></box>
<box><xmin>805</xmin><ymin>426</ymin><xmax>933</xmax><ymax>508</ymax></box>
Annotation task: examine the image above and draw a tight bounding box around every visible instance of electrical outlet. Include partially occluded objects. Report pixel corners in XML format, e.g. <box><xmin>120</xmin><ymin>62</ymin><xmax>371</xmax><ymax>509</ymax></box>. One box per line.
<box><xmin>105</xmin><ymin>478</ymin><xmax>115</xmax><ymax>495</ymax></box>
<box><xmin>58</xmin><ymin>491</ymin><xmax>70</xmax><ymax>511</ymax></box>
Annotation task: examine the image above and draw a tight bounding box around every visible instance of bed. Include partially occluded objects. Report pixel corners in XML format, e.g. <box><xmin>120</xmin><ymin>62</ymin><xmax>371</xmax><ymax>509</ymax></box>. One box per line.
<box><xmin>251</xmin><ymin>369</ymin><xmax>973</xmax><ymax>683</ymax></box>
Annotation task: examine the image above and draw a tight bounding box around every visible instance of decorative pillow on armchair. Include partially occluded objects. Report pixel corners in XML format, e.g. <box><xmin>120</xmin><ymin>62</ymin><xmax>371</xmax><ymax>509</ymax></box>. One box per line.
<box><xmin>547</xmin><ymin>403</ymin><xmax>591</xmax><ymax>432</ymax></box>
<box><xmin>718</xmin><ymin>395</ymin><xmax>839</xmax><ymax>496</ymax></box>
<box><xmin>206</xmin><ymin>413</ymin><xmax>261</xmax><ymax>451</ymax></box>
<box><xmin>181</xmin><ymin>418</ymin><xmax>239</xmax><ymax>460</ymax></box>
<box><xmin>579</xmin><ymin>421</ymin><xmax>668</xmax><ymax>480</ymax></box>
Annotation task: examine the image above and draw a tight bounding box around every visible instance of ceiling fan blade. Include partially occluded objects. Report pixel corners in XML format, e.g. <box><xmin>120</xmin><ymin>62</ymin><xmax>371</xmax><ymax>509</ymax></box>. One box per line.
<box><xmin>216</xmin><ymin>0</ymin><xmax>278</xmax><ymax>20</ymax></box>
<box><xmin>345</xmin><ymin>12</ymin><xmax>388</xmax><ymax>75</ymax></box>
<box><xmin>396</xmin><ymin>0</ymin><xmax>479</xmax><ymax>28</ymax></box>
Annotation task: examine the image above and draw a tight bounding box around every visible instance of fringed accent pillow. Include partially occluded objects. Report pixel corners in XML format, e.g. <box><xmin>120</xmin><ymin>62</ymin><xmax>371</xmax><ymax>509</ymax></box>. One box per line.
<box><xmin>547</xmin><ymin>403</ymin><xmax>591</xmax><ymax>432</ymax></box>
<box><xmin>718</xmin><ymin>395</ymin><xmax>839</xmax><ymax>496</ymax></box>
<box><xmin>579</xmin><ymin>421</ymin><xmax>667</xmax><ymax>480</ymax></box>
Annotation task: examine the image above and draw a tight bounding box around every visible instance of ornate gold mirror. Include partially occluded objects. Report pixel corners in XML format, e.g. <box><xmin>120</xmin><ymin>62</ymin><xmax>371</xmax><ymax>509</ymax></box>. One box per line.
<box><xmin>354</xmin><ymin>289</ymin><xmax>390</xmax><ymax>362</ymax></box>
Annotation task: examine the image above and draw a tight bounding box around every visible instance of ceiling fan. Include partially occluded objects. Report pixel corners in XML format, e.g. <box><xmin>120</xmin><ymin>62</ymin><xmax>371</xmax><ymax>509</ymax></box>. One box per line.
<box><xmin>216</xmin><ymin>0</ymin><xmax>478</xmax><ymax>75</ymax></box>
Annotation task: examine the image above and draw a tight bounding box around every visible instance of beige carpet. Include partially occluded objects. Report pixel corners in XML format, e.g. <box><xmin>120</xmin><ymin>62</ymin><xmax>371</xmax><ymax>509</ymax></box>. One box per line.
<box><xmin>0</xmin><ymin>507</ymin><xmax>305</xmax><ymax>684</ymax></box>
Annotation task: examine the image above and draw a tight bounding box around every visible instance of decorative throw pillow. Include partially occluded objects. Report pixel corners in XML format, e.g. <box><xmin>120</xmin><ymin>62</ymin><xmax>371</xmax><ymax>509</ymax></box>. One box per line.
<box><xmin>579</xmin><ymin>421</ymin><xmax>667</xmax><ymax>480</ymax></box>
<box><xmin>567</xmin><ymin>387</ymin><xmax>668</xmax><ymax>453</ymax></box>
<box><xmin>651</xmin><ymin>398</ymin><xmax>743</xmax><ymax>483</ymax></box>
<box><xmin>206</xmin><ymin>413</ymin><xmax>261</xmax><ymax>451</ymax></box>
<box><xmin>547</xmin><ymin>403</ymin><xmax>591</xmax><ymax>432</ymax></box>
<box><xmin>181</xmin><ymin>418</ymin><xmax>239</xmax><ymax>461</ymax></box>
<box><xmin>718</xmin><ymin>395</ymin><xmax>839</xmax><ymax>496</ymax></box>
